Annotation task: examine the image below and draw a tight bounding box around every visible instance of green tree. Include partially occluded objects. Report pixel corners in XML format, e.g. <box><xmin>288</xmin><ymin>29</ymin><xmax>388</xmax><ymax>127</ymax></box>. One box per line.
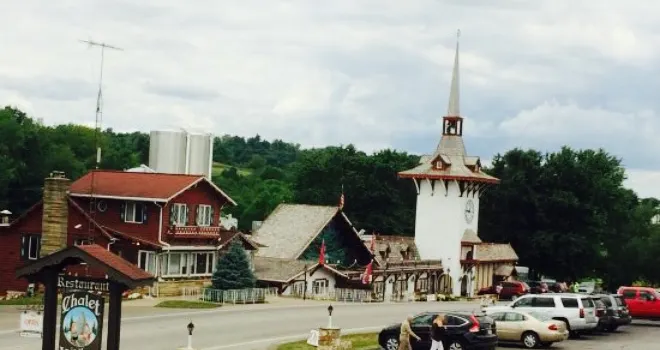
<box><xmin>211</xmin><ymin>240</ymin><xmax>256</xmax><ymax>290</ymax></box>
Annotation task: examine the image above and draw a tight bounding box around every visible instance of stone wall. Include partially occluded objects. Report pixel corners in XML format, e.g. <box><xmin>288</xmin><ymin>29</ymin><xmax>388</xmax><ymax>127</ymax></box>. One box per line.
<box><xmin>154</xmin><ymin>279</ymin><xmax>212</xmax><ymax>297</ymax></box>
<box><xmin>40</xmin><ymin>172</ymin><xmax>70</xmax><ymax>256</ymax></box>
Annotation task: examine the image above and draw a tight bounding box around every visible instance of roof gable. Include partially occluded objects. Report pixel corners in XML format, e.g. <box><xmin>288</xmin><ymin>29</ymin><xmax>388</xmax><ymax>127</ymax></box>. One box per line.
<box><xmin>461</xmin><ymin>229</ymin><xmax>482</xmax><ymax>243</ymax></box>
<box><xmin>476</xmin><ymin>243</ymin><xmax>518</xmax><ymax>261</ymax></box>
<box><xmin>254</xmin><ymin>204</ymin><xmax>338</xmax><ymax>259</ymax></box>
<box><xmin>69</xmin><ymin>170</ymin><xmax>236</xmax><ymax>205</ymax></box>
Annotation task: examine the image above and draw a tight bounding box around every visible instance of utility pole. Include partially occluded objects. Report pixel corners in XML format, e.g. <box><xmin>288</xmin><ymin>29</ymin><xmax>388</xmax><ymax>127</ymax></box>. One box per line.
<box><xmin>79</xmin><ymin>39</ymin><xmax>123</xmax><ymax>239</ymax></box>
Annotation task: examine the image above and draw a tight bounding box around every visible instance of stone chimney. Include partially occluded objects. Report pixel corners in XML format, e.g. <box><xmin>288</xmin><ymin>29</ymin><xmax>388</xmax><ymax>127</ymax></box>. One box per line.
<box><xmin>40</xmin><ymin>171</ymin><xmax>71</xmax><ymax>256</ymax></box>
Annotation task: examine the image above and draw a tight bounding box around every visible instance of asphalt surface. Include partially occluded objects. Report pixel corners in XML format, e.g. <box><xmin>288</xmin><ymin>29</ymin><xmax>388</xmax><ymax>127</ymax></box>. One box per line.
<box><xmin>0</xmin><ymin>301</ymin><xmax>657</xmax><ymax>349</ymax></box>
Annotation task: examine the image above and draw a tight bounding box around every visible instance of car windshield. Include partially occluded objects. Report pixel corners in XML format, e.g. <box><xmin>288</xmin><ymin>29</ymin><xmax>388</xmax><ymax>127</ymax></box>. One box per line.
<box><xmin>527</xmin><ymin>311</ymin><xmax>552</xmax><ymax>321</ymax></box>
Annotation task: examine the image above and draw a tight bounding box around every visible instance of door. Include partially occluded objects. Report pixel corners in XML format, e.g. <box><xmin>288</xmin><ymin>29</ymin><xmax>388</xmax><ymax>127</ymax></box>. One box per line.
<box><xmin>384</xmin><ymin>277</ymin><xmax>394</xmax><ymax>303</ymax></box>
<box><xmin>510</xmin><ymin>296</ymin><xmax>533</xmax><ymax>313</ymax></box>
<box><xmin>502</xmin><ymin>312</ymin><xmax>526</xmax><ymax>341</ymax></box>
<box><xmin>531</xmin><ymin>296</ymin><xmax>557</xmax><ymax>315</ymax></box>
<box><xmin>410</xmin><ymin>314</ymin><xmax>434</xmax><ymax>349</ymax></box>
<box><xmin>443</xmin><ymin>315</ymin><xmax>469</xmax><ymax>346</ymax></box>
<box><xmin>461</xmin><ymin>277</ymin><xmax>468</xmax><ymax>297</ymax></box>
<box><xmin>638</xmin><ymin>290</ymin><xmax>655</xmax><ymax>318</ymax></box>
<box><xmin>620</xmin><ymin>289</ymin><xmax>639</xmax><ymax>317</ymax></box>
<box><xmin>488</xmin><ymin>312</ymin><xmax>511</xmax><ymax>340</ymax></box>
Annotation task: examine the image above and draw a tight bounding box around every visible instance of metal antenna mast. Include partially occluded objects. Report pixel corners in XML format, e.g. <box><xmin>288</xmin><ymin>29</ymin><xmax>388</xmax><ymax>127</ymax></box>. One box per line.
<box><xmin>79</xmin><ymin>39</ymin><xmax>123</xmax><ymax>240</ymax></box>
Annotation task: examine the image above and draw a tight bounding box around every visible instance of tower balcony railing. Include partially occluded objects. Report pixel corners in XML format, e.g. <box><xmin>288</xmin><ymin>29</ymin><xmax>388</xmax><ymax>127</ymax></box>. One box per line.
<box><xmin>166</xmin><ymin>225</ymin><xmax>221</xmax><ymax>236</ymax></box>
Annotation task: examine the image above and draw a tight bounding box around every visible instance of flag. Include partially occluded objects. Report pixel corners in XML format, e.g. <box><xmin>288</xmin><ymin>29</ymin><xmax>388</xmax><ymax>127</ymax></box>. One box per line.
<box><xmin>319</xmin><ymin>239</ymin><xmax>326</xmax><ymax>265</ymax></box>
<box><xmin>362</xmin><ymin>260</ymin><xmax>373</xmax><ymax>284</ymax></box>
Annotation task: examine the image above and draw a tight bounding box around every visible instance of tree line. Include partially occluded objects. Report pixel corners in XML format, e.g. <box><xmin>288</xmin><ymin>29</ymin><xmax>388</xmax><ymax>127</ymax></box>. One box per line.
<box><xmin>2</xmin><ymin>106</ymin><xmax>659</xmax><ymax>288</ymax></box>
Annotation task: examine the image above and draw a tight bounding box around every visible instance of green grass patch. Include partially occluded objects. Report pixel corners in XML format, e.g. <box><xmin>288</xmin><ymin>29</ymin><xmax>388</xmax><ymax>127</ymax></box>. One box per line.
<box><xmin>0</xmin><ymin>295</ymin><xmax>45</xmax><ymax>305</ymax></box>
<box><xmin>276</xmin><ymin>333</ymin><xmax>378</xmax><ymax>350</ymax></box>
<box><xmin>154</xmin><ymin>300</ymin><xmax>222</xmax><ymax>309</ymax></box>
<box><xmin>212</xmin><ymin>162</ymin><xmax>252</xmax><ymax>177</ymax></box>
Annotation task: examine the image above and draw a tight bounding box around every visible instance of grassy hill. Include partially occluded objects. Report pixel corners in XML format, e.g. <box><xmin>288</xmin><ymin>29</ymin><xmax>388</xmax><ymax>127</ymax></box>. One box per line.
<box><xmin>212</xmin><ymin>162</ymin><xmax>252</xmax><ymax>177</ymax></box>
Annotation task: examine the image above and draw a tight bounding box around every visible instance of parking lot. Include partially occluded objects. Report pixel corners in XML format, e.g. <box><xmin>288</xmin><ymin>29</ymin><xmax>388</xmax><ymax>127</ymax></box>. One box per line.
<box><xmin>498</xmin><ymin>321</ymin><xmax>659</xmax><ymax>349</ymax></box>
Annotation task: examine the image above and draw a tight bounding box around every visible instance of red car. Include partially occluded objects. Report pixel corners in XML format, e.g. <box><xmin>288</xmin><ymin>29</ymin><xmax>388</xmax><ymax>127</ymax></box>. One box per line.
<box><xmin>617</xmin><ymin>286</ymin><xmax>660</xmax><ymax>320</ymax></box>
<box><xmin>477</xmin><ymin>281</ymin><xmax>529</xmax><ymax>300</ymax></box>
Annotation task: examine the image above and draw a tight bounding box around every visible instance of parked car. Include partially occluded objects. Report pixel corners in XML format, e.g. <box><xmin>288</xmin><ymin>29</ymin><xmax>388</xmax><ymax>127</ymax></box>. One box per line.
<box><xmin>578</xmin><ymin>281</ymin><xmax>596</xmax><ymax>294</ymax></box>
<box><xmin>527</xmin><ymin>281</ymin><xmax>549</xmax><ymax>294</ymax></box>
<box><xmin>584</xmin><ymin>296</ymin><xmax>606</xmax><ymax>333</ymax></box>
<box><xmin>378</xmin><ymin>312</ymin><xmax>497</xmax><ymax>350</ymax></box>
<box><xmin>485</xmin><ymin>310</ymin><xmax>568</xmax><ymax>348</ymax></box>
<box><xmin>617</xmin><ymin>286</ymin><xmax>660</xmax><ymax>320</ymax></box>
<box><xmin>477</xmin><ymin>281</ymin><xmax>530</xmax><ymax>300</ymax></box>
<box><xmin>484</xmin><ymin>293</ymin><xmax>599</xmax><ymax>337</ymax></box>
<box><xmin>592</xmin><ymin>293</ymin><xmax>631</xmax><ymax>331</ymax></box>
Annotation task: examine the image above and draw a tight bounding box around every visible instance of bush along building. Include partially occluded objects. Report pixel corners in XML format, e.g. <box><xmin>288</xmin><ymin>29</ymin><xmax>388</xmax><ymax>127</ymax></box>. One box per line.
<box><xmin>0</xmin><ymin>170</ymin><xmax>261</xmax><ymax>297</ymax></box>
<box><xmin>252</xmin><ymin>204</ymin><xmax>443</xmax><ymax>301</ymax></box>
<box><xmin>398</xmin><ymin>34</ymin><xmax>519</xmax><ymax>297</ymax></box>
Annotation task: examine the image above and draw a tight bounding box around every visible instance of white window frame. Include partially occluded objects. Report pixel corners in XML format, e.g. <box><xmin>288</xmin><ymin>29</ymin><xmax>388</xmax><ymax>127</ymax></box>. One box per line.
<box><xmin>27</xmin><ymin>235</ymin><xmax>40</xmax><ymax>260</ymax></box>
<box><xmin>313</xmin><ymin>279</ymin><xmax>329</xmax><ymax>295</ymax></box>
<box><xmin>197</xmin><ymin>205</ymin><xmax>212</xmax><ymax>227</ymax></box>
<box><xmin>124</xmin><ymin>201</ymin><xmax>144</xmax><ymax>224</ymax></box>
<box><xmin>190</xmin><ymin>252</ymin><xmax>215</xmax><ymax>276</ymax></box>
<box><xmin>172</xmin><ymin>203</ymin><xmax>187</xmax><ymax>226</ymax></box>
<box><xmin>138</xmin><ymin>250</ymin><xmax>158</xmax><ymax>274</ymax></box>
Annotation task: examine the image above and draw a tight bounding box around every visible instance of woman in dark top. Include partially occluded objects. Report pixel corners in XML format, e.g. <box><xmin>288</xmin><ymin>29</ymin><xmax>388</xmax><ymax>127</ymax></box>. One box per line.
<box><xmin>430</xmin><ymin>314</ymin><xmax>446</xmax><ymax>350</ymax></box>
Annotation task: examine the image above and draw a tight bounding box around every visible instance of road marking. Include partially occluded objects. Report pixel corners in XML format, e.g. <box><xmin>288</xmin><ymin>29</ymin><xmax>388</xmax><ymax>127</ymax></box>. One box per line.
<box><xmin>199</xmin><ymin>325</ymin><xmax>386</xmax><ymax>350</ymax></box>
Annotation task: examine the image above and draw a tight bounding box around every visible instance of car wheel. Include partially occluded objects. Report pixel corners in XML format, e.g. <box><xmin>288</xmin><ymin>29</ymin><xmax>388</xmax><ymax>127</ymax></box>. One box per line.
<box><xmin>447</xmin><ymin>340</ymin><xmax>465</xmax><ymax>350</ymax></box>
<box><xmin>521</xmin><ymin>331</ymin><xmax>540</xmax><ymax>349</ymax></box>
<box><xmin>384</xmin><ymin>336</ymin><xmax>399</xmax><ymax>350</ymax></box>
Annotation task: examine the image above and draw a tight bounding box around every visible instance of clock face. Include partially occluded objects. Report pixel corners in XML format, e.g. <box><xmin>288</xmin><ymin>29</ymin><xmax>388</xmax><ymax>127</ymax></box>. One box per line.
<box><xmin>464</xmin><ymin>199</ymin><xmax>475</xmax><ymax>224</ymax></box>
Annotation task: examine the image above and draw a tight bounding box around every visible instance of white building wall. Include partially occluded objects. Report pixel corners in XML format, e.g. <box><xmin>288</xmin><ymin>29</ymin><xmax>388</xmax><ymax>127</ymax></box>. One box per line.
<box><xmin>281</xmin><ymin>268</ymin><xmax>337</xmax><ymax>297</ymax></box>
<box><xmin>414</xmin><ymin>179</ymin><xmax>481</xmax><ymax>296</ymax></box>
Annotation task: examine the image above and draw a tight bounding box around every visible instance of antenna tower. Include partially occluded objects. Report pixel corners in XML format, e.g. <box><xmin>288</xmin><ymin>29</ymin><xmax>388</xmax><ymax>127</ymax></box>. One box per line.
<box><xmin>79</xmin><ymin>39</ymin><xmax>123</xmax><ymax>239</ymax></box>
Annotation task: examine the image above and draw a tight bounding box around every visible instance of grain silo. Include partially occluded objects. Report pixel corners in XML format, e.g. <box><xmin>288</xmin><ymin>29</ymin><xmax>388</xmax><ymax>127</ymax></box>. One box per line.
<box><xmin>186</xmin><ymin>132</ymin><xmax>214</xmax><ymax>179</ymax></box>
<box><xmin>148</xmin><ymin>130</ymin><xmax>188</xmax><ymax>175</ymax></box>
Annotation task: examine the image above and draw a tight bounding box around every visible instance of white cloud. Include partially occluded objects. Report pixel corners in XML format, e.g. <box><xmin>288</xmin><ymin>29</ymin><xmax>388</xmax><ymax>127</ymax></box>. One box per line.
<box><xmin>625</xmin><ymin>169</ymin><xmax>660</xmax><ymax>199</ymax></box>
<box><xmin>2</xmin><ymin>0</ymin><xmax>660</xmax><ymax>177</ymax></box>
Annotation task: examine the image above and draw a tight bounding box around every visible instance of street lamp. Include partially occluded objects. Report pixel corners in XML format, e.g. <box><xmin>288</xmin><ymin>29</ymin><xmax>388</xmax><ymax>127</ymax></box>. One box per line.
<box><xmin>327</xmin><ymin>305</ymin><xmax>334</xmax><ymax>328</ymax></box>
<box><xmin>186</xmin><ymin>321</ymin><xmax>195</xmax><ymax>349</ymax></box>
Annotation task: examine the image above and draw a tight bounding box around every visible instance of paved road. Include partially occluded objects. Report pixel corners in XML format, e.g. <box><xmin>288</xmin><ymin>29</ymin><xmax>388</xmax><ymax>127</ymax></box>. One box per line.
<box><xmin>0</xmin><ymin>301</ymin><xmax>657</xmax><ymax>349</ymax></box>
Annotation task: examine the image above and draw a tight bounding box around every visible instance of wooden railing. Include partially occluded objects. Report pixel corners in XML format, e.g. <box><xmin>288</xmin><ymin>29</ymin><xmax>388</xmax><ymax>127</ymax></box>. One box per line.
<box><xmin>166</xmin><ymin>225</ymin><xmax>221</xmax><ymax>235</ymax></box>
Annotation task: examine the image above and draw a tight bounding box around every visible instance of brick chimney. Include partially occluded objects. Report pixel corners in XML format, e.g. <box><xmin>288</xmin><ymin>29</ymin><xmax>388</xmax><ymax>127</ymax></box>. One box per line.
<box><xmin>40</xmin><ymin>171</ymin><xmax>70</xmax><ymax>256</ymax></box>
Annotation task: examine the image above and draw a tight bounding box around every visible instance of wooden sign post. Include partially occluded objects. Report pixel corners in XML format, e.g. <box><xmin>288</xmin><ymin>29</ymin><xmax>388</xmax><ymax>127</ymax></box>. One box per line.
<box><xmin>15</xmin><ymin>244</ymin><xmax>154</xmax><ymax>350</ymax></box>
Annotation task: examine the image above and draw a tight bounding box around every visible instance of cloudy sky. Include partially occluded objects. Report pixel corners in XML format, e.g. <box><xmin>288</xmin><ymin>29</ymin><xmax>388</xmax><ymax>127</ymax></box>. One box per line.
<box><xmin>3</xmin><ymin>1</ymin><xmax>660</xmax><ymax>198</ymax></box>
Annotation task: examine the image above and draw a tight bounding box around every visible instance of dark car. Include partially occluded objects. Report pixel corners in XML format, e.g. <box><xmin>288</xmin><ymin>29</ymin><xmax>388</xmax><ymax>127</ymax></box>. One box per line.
<box><xmin>477</xmin><ymin>281</ymin><xmax>530</xmax><ymax>300</ymax></box>
<box><xmin>593</xmin><ymin>293</ymin><xmax>631</xmax><ymax>331</ymax></box>
<box><xmin>378</xmin><ymin>312</ymin><xmax>497</xmax><ymax>350</ymax></box>
<box><xmin>527</xmin><ymin>281</ymin><xmax>549</xmax><ymax>294</ymax></box>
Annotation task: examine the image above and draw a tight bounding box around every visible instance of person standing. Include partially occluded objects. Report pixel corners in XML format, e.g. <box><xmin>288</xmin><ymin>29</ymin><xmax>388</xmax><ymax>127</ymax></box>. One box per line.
<box><xmin>399</xmin><ymin>315</ymin><xmax>421</xmax><ymax>350</ymax></box>
<box><xmin>495</xmin><ymin>282</ymin><xmax>503</xmax><ymax>301</ymax></box>
<box><xmin>430</xmin><ymin>314</ymin><xmax>447</xmax><ymax>350</ymax></box>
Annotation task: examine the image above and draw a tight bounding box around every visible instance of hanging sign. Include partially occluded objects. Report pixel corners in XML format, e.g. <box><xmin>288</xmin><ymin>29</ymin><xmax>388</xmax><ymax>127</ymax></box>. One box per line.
<box><xmin>19</xmin><ymin>310</ymin><xmax>43</xmax><ymax>338</ymax></box>
<box><xmin>59</xmin><ymin>291</ymin><xmax>104</xmax><ymax>350</ymax></box>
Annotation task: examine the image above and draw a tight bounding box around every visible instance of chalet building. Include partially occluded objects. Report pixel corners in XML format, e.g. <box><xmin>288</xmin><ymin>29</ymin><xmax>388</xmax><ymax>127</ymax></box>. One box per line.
<box><xmin>397</xmin><ymin>33</ymin><xmax>521</xmax><ymax>296</ymax></box>
<box><xmin>252</xmin><ymin>204</ymin><xmax>443</xmax><ymax>301</ymax></box>
<box><xmin>0</xmin><ymin>170</ymin><xmax>260</xmax><ymax>296</ymax></box>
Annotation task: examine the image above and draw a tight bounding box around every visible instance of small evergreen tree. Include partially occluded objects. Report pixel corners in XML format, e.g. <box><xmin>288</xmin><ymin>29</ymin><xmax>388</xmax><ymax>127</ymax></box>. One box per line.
<box><xmin>212</xmin><ymin>239</ymin><xmax>256</xmax><ymax>290</ymax></box>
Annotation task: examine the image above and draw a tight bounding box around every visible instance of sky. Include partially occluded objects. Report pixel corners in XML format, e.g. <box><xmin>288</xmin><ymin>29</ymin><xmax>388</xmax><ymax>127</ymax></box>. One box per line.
<box><xmin>2</xmin><ymin>0</ymin><xmax>660</xmax><ymax>198</ymax></box>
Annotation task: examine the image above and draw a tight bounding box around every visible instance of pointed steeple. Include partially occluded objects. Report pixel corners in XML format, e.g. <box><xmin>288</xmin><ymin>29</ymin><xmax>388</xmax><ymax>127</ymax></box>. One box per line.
<box><xmin>446</xmin><ymin>29</ymin><xmax>460</xmax><ymax>117</ymax></box>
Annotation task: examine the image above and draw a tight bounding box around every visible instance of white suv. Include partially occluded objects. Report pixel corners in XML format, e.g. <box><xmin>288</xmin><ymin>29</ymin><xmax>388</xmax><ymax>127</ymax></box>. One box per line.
<box><xmin>484</xmin><ymin>293</ymin><xmax>598</xmax><ymax>335</ymax></box>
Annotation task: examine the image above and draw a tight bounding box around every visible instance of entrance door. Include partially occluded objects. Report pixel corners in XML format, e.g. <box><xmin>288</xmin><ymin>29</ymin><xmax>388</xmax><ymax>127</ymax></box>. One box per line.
<box><xmin>461</xmin><ymin>276</ymin><xmax>468</xmax><ymax>297</ymax></box>
<box><xmin>384</xmin><ymin>277</ymin><xmax>394</xmax><ymax>302</ymax></box>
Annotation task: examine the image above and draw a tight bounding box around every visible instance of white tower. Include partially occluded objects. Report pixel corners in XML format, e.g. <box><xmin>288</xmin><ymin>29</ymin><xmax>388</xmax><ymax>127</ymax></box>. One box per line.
<box><xmin>398</xmin><ymin>31</ymin><xmax>500</xmax><ymax>296</ymax></box>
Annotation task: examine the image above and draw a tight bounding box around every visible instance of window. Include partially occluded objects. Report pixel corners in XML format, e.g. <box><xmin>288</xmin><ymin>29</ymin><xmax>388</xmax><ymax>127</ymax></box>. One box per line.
<box><xmin>621</xmin><ymin>289</ymin><xmax>637</xmax><ymax>299</ymax></box>
<box><xmin>489</xmin><ymin>312</ymin><xmax>505</xmax><ymax>321</ymax></box>
<box><xmin>445</xmin><ymin>315</ymin><xmax>468</xmax><ymax>326</ymax></box>
<box><xmin>191</xmin><ymin>252</ymin><xmax>214</xmax><ymax>275</ymax></box>
<box><xmin>138</xmin><ymin>251</ymin><xmax>157</xmax><ymax>273</ymax></box>
<box><xmin>411</xmin><ymin>314</ymin><xmax>434</xmax><ymax>325</ymax></box>
<box><xmin>533</xmin><ymin>297</ymin><xmax>556</xmax><ymax>308</ymax></box>
<box><xmin>614</xmin><ymin>296</ymin><xmax>625</xmax><ymax>307</ymax></box>
<box><xmin>20</xmin><ymin>234</ymin><xmax>41</xmax><ymax>261</ymax></box>
<box><xmin>600</xmin><ymin>297</ymin><xmax>612</xmax><ymax>307</ymax></box>
<box><xmin>639</xmin><ymin>291</ymin><xmax>654</xmax><ymax>301</ymax></box>
<box><xmin>561</xmin><ymin>298</ymin><xmax>579</xmax><ymax>308</ymax></box>
<box><xmin>504</xmin><ymin>312</ymin><xmax>525</xmax><ymax>322</ymax></box>
<box><xmin>581</xmin><ymin>298</ymin><xmax>595</xmax><ymax>308</ymax></box>
<box><xmin>512</xmin><ymin>296</ymin><xmax>533</xmax><ymax>307</ymax></box>
<box><xmin>171</xmin><ymin>203</ymin><xmax>188</xmax><ymax>226</ymax></box>
<box><xmin>313</xmin><ymin>279</ymin><xmax>328</xmax><ymax>295</ymax></box>
<box><xmin>197</xmin><ymin>205</ymin><xmax>212</xmax><ymax>226</ymax></box>
<box><xmin>123</xmin><ymin>201</ymin><xmax>145</xmax><ymax>224</ymax></box>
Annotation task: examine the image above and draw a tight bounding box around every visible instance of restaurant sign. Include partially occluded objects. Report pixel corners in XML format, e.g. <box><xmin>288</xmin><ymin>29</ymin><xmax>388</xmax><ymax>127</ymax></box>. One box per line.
<box><xmin>59</xmin><ymin>291</ymin><xmax>104</xmax><ymax>350</ymax></box>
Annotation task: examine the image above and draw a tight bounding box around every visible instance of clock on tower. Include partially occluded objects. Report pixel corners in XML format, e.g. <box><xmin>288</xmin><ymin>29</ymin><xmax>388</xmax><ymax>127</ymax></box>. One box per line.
<box><xmin>464</xmin><ymin>199</ymin><xmax>475</xmax><ymax>224</ymax></box>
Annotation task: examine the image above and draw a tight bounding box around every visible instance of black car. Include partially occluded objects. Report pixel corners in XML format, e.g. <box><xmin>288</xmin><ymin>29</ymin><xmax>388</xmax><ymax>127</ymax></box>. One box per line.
<box><xmin>378</xmin><ymin>312</ymin><xmax>497</xmax><ymax>350</ymax></box>
<box><xmin>593</xmin><ymin>293</ymin><xmax>632</xmax><ymax>331</ymax></box>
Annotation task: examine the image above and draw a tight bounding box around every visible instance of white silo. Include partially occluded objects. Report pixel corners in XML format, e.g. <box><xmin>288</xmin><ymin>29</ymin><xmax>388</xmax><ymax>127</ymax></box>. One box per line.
<box><xmin>148</xmin><ymin>130</ymin><xmax>188</xmax><ymax>174</ymax></box>
<box><xmin>186</xmin><ymin>132</ymin><xmax>214</xmax><ymax>179</ymax></box>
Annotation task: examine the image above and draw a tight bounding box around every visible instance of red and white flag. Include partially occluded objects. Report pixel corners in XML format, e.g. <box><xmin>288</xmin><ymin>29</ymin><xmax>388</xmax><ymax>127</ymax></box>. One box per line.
<box><xmin>362</xmin><ymin>260</ymin><xmax>373</xmax><ymax>284</ymax></box>
<box><xmin>319</xmin><ymin>239</ymin><xmax>326</xmax><ymax>265</ymax></box>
